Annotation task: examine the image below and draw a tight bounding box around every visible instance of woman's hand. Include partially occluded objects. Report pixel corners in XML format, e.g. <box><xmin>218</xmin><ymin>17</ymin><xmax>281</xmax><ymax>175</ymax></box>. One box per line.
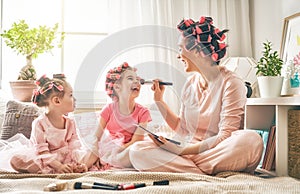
<box><xmin>148</xmin><ymin>134</ymin><xmax>185</xmax><ymax>155</ymax></box>
<box><xmin>151</xmin><ymin>79</ymin><xmax>165</xmax><ymax>102</ymax></box>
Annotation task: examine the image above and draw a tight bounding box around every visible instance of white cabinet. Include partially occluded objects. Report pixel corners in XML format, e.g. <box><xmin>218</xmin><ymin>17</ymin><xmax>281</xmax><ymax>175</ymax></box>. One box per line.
<box><xmin>245</xmin><ymin>97</ymin><xmax>300</xmax><ymax>176</ymax></box>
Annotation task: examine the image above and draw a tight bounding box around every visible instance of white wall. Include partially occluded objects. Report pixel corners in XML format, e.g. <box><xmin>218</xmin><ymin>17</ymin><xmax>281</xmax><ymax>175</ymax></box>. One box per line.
<box><xmin>251</xmin><ymin>0</ymin><xmax>300</xmax><ymax>61</ymax></box>
<box><xmin>282</xmin><ymin>0</ymin><xmax>300</xmax><ymax>18</ymax></box>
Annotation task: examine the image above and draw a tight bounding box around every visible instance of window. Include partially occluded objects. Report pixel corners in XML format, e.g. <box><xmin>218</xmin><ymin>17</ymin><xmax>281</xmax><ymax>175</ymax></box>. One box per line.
<box><xmin>0</xmin><ymin>0</ymin><xmax>109</xmax><ymax>107</ymax></box>
<box><xmin>1</xmin><ymin>0</ymin><xmax>187</xmax><ymax>112</ymax></box>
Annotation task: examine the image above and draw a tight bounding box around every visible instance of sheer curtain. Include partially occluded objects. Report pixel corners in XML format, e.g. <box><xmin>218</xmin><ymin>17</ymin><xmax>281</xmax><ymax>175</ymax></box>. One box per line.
<box><xmin>108</xmin><ymin>0</ymin><xmax>252</xmax><ymax>56</ymax></box>
<box><xmin>94</xmin><ymin>0</ymin><xmax>252</xmax><ymax>114</ymax></box>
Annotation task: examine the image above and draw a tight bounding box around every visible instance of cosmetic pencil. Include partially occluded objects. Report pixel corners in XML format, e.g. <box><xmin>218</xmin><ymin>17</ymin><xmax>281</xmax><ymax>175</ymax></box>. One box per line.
<box><xmin>153</xmin><ymin>180</ymin><xmax>169</xmax><ymax>185</ymax></box>
<box><xmin>118</xmin><ymin>183</ymin><xmax>146</xmax><ymax>190</ymax></box>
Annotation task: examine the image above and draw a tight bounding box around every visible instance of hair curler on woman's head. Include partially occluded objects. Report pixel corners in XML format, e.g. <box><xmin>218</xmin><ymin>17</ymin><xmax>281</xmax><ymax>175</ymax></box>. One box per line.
<box><xmin>177</xmin><ymin>16</ymin><xmax>228</xmax><ymax>65</ymax></box>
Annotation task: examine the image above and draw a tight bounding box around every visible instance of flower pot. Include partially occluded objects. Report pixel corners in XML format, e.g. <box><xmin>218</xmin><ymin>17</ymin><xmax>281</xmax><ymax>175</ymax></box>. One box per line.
<box><xmin>9</xmin><ymin>80</ymin><xmax>37</xmax><ymax>102</ymax></box>
<box><xmin>257</xmin><ymin>76</ymin><xmax>283</xmax><ymax>98</ymax></box>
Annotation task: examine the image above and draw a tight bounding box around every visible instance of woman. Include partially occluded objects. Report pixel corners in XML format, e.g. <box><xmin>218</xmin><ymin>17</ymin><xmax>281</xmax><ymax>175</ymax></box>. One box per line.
<box><xmin>129</xmin><ymin>16</ymin><xmax>263</xmax><ymax>175</ymax></box>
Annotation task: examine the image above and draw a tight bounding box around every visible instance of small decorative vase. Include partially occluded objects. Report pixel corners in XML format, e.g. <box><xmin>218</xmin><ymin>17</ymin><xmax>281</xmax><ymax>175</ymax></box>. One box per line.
<box><xmin>290</xmin><ymin>73</ymin><xmax>300</xmax><ymax>88</ymax></box>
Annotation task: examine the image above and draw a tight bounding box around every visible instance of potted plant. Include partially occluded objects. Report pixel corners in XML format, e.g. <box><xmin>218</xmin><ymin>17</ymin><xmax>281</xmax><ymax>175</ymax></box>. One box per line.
<box><xmin>0</xmin><ymin>20</ymin><xmax>64</xmax><ymax>101</ymax></box>
<box><xmin>255</xmin><ymin>41</ymin><xmax>284</xmax><ymax>98</ymax></box>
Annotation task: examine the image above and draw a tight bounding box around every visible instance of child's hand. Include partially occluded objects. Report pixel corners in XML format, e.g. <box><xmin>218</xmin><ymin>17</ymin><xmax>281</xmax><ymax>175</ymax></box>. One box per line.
<box><xmin>57</xmin><ymin>164</ymin><xmax>73</xmax><ymax>173</ymax></box>
<box><xmin>94</xmin><ymin>158</ymin><xmax>111</xmax><ymax>170</ymax></box>
<box><xmin>73</xmin><ymin>163</ymin><xmax>88</xmax><ymax>173</ymax></box>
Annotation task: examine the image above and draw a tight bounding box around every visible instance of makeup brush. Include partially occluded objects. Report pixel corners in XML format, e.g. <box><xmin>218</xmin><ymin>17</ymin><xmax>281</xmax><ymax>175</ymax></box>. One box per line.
<box><xmin>140</xmin><ymin>79</ymin><xmax>173</xmax><ymax>86</ymax></box>
<box><xmin>74</xmin><ymin>182</ymin><xmax>118</xmax><ymax>190</ymax></box>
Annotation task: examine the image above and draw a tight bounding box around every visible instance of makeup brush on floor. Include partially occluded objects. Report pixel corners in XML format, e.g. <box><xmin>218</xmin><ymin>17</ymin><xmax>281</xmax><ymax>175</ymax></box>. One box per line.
<box><xmin>44</xmin><ymin>180</ymin><xmax>169</xmax><ymax>191</ymax></box>
<box><xmin>140</xmin><ymin>79</ymin><xmax>173</xmax><ymax>86</ymax></box>
<box><xmin>44</xmin><ymin>181</ymin><xmax>118</xmax><ymax>191</ymax></box>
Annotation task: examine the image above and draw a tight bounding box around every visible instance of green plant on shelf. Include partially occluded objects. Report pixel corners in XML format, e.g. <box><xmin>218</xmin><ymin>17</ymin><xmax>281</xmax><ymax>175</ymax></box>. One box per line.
<box><xmin>255</xmin><ymin>40</ymin><xmax>283</xmax><ymax>76</ymax></box>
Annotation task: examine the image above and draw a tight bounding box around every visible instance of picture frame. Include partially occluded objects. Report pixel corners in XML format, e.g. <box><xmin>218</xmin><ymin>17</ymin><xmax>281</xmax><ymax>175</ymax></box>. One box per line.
<box><xmin>280</xmin><ymin>12</ymin><xmax>300</xmax><ymax>96</ymax></box>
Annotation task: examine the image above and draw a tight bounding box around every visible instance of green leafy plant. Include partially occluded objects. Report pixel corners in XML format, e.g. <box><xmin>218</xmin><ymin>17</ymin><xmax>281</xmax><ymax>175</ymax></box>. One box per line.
<box><xmin>0</xmin><ymin>20</ymin><xmax>64</xmax><ymax>80</ymax></box>
<box><xmin>255</xmin><ymin>41</ymin><xmax>283</xmax><ymax>76</ymax></box>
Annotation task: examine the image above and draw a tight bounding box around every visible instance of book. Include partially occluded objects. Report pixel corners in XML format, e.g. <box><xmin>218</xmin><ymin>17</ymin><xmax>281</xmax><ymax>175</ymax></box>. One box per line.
<box><xmin>254</xmin><ymin>167</ymin><xmax>277</xmax><ymax>178</ymax></box>
<box><xmin>255</xmin><ymin>129</ymin><xmax>270</xmax><ymax>168</ymax></box>
<box><xmin>262</xmin><ymin>125</ymin><xmax>276</xmax><ymax>171</ymax></box>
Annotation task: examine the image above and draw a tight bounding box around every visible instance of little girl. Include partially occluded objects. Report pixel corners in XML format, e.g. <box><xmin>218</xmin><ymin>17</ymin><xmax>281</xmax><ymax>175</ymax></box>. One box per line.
<box><xmin>86</xmin><ymin>62</ymin><xmax>152</xmax><ymax>169</ymax></box>
<box><xmin>9</xmin><ymin>74</ymin><xmax>88</xmax><ymax>173</ymax></box>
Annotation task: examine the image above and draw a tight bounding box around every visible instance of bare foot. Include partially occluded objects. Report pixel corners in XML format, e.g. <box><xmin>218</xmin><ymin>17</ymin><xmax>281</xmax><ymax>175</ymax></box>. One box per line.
<box><xmin>10</xmin><ymin>156</ymin><xmax>41</xmax><ymax>173</ymax></box>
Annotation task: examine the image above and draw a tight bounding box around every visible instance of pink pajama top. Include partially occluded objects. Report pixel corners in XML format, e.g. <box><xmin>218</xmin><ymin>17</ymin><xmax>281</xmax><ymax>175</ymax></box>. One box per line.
<box><xmin>30</xmin><ymin>113</ymin><xmax>85</xmax><ymax>165</ymax></box>
<box><xmin>177</xmin><ymin>66</ymin><xmax>247</xmax><ymax>148</ymax></box>
<box><xmin>100</xmin><ymin>102</ymin><xmax>152</xmax><ymax>143</ymax></box>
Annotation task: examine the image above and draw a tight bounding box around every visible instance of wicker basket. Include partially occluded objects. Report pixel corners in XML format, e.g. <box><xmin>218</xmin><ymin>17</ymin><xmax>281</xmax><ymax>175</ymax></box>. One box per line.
<box><xmin>288</xmin><ymin>109</ymin><xmax>300</xmax><ymax>179</ymax></box>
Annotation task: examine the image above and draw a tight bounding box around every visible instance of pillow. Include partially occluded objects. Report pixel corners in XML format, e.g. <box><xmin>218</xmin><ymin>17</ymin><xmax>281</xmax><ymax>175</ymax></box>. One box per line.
<box><xmin>0</xmin><ymin>100</ymin><xmax>42</xmax><ymax>140</ymax></box>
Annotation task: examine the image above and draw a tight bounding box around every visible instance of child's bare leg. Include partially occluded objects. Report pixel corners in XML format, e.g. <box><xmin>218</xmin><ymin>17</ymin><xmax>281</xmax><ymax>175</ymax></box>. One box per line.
<box><xmin>10</xmin><ymin>155</ymin><xmax>41</xmax><ymax>173</ymax></box>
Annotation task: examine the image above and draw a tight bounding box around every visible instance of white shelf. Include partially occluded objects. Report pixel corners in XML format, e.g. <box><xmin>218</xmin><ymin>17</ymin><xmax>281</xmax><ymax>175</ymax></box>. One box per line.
<box><xmin>247</xmin><ymin>96</ymin><xmax>300</xmax><ymax>105</ymax></box>
<box><xmin>245</xmin><ymin>97</ymin><xmax>300</xmax><ymax>176</ymax></box>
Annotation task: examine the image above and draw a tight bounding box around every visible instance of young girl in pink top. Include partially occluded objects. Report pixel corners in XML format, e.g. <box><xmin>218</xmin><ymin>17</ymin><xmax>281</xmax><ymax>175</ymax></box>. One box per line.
<box><xmin>87</xmin><ymin>62</ymin><xmax>152</xmax><ymax>169</ymax></box>
<box><xmin>9</xmin><ymin>74</ymin><xmax>88</xmax><ymax>173</ymax></box>
<box><xmin>129</xmin><ymin>17</ymin><xmax>263</xmax><ymax>175</ymax></box>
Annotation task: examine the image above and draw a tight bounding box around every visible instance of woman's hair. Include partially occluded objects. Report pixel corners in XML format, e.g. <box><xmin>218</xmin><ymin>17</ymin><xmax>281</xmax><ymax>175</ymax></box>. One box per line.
<box><xmin>32</xmin><ymin>74</ymin><xmax>66</xmax><ymax>107</ymax></box>
<box><xmin>177</xmin><ymin>16</ymin><xmax>228</xmax><ymax>65</ymax></box>
<box><xmin>105</xmin><ymin>62</ymin><xmax>136</xmax><ymax>99</ymax></box>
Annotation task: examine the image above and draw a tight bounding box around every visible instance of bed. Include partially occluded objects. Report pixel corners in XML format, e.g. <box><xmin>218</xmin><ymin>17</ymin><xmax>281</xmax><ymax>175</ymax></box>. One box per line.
<box><xmin>0</xmin><ymin>99</ymin><xmax>300</xmax><ymax>193</ymax></box>
<box><xmin>1</xmin><ymin>170</ymin><xmax>300</xmax><ymax>193</ymax></box>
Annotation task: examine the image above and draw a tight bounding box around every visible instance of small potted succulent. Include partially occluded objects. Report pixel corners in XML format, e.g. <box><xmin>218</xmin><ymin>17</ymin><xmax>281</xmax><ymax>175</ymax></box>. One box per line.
<box><xmin>255</xmin><ymin>41</ymin><xmax>283</xmax><ymax>97</ymax></box>
<box><xmin>0</xmin><ymin>20</ymin><xmax>64</xmax><ymax>101</ymax></box>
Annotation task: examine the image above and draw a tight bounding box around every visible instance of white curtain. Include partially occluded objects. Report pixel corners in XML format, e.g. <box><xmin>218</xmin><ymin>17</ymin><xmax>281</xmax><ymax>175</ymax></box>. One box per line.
<box><xmin>102</xmin><ymin>0</ymin><xmax>252</xmax><ymax>115</ymax></box>
<box><xmin>108</xmin><ymin>0</ymin><xmax>252</xmax><ymax>56</ymax></box>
